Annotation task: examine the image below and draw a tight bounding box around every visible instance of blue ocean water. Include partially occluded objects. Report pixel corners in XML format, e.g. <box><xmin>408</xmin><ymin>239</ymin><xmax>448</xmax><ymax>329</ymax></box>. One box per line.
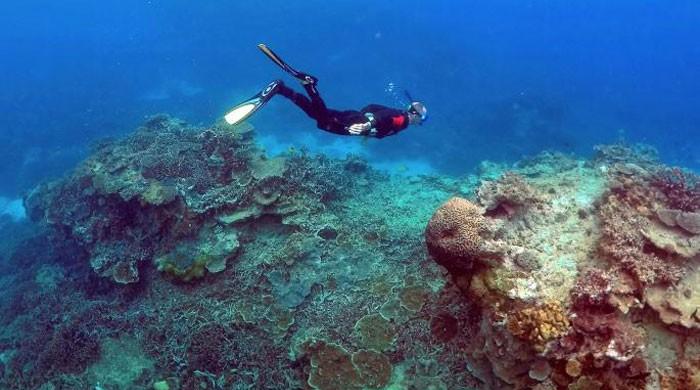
<box><xmin>1</xmin><ymin>0</ymin><xmax>698</xmax><ymax>198</ymax></box>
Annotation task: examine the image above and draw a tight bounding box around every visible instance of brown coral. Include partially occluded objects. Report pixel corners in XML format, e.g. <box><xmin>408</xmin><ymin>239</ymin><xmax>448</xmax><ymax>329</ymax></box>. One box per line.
<box><xmin>303</xmin><ymin>342</ymin><xmax>393</xmax><ymax>390</ymax></box>
<box><xmin>506</xmin><ymin>301</ymin><xmax>570</xmax><ymax>351</ymax></box>
<box><xmin>425</xmin><ymin>197</ymin><xmax>487</xmax><ymax>274</ymax></box>
<box><xmin>353</xmin><ymin>314</ymin><xmax>395</xmax><ymax>352</ymax></box>
<box><xmin>351</xmin><ymin>350</ymin><xmax>392</xmax><ymax>389</ymax></box>
<box><xmin>306</xmin><ymin>341</ymin><xmax>362</xmax><ymax>390</ymax></box>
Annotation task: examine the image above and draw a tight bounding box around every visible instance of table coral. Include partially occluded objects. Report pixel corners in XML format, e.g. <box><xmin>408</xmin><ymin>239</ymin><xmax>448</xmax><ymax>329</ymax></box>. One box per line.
<box><xmin>351</xmin><ymin>350</ymin><xmax>392</xmax><ymax>389</ymax></box>
<box><xmin>644</xmin><ymin>263</ymin><xmax>700</xmax><ymax>330</ymax></box>
<box><xmin>305</xmin><ymin>341</ymin><xmax>362</xmax><ymax>390</ymax></box>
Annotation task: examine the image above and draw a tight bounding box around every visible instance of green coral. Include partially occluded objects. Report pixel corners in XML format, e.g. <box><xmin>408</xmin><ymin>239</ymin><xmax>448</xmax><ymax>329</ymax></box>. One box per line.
<box><xmin>155</xmin><ymin>225</ymin><xmax>239</xmax><ymax>282</ymax></box>
<box><xmin>140</xmin><ymin>181</ymin><xmax>178</xmax><ymax>206</ymax></box>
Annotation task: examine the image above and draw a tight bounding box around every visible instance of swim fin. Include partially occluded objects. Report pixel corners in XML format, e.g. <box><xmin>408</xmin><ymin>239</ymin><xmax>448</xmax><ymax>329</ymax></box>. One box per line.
<box><xmin>257</xmin><ymin>44</ymin><xmax>317</xmax><ymax>85</ymax></box>
<box><xmin>224</xmin><ymin>80</ymin><xmax>280</xmax><ymax>125</ymax></box>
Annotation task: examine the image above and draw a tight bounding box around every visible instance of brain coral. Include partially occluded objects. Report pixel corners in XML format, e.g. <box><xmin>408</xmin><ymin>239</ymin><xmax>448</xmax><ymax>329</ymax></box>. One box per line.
<box><xmin>425</xmin><ymin>197</ymin><xmax>486</xmax><ymax>274</ymax></box>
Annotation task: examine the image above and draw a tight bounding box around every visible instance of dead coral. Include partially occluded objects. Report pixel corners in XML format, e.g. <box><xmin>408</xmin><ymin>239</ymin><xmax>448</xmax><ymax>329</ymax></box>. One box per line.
<box><xmin>644</xmin><ymin>263</ymin><xmax>700</xmax><ymax>330</ymax></box>
<box><xmin>657</xmin><ymin>208</ymin><xmax>700</xmax><ymax>236</ymax></box>
<box><xmin>424</xmin><ymin>197</ymin><xmax>488</xmax><ymax>275</ymax></box>
<box><xmin>476</xmin><ymin>172</ymin><xmax>548</xmax><ymax>216</ymax></box>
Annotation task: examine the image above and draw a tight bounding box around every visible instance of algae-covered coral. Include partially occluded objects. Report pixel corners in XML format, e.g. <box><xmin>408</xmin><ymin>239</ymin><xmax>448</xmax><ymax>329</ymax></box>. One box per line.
<box><xmin>1</xmin><ymin>117</ymin><xmax>698</xmax><ymax>389</ymax></box>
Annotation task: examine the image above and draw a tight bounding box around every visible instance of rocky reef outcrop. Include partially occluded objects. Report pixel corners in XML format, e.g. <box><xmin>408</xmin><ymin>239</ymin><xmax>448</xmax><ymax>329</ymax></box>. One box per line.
<box><xmin>426</xmin><ymin>145</ymin><xmax>700</xmax><ymax>388</ymax></box>
<box><xmin>23</xmin><ymin>115</ymin><xmax>354</xmax><ymax>284</ymax></box>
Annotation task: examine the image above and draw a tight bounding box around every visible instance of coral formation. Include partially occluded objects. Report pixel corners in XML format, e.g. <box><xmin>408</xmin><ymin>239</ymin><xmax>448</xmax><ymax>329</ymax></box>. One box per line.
<box><xmin>353</xmin><ymin>313</ymin><xmax>395</xmax><ymax>352</ymax></box>
<box><xmin>424</xmin><ymin>197</ymin><xmax>488</xmax><ymax>274</ymax></box>
<box><xmin>303</xmin><ymin>341</ymin><xmax>393</xmax><ymax>390</ymax></box>
<box><xmin>506</xmin><ymin>301</ymin><xmax>570</xmax><ymax>351</ymax></box>
<box><xmin>426</xmin><ymin>144</ymin><xmax>700</xmax><ymax>388</ymax></box>
<box><xmin>5</xmin><ymin>117</ymin><xmax>700</xmax><ymax>390</ymax></box>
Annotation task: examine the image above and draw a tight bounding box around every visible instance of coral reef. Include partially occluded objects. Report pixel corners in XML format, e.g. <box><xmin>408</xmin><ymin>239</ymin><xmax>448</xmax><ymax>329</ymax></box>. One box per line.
<box><xmin>425</xmin><ymin>143</ymin><xmax>700</xmax><ymax>388</ymax></box>
<box><xmin>4</xmin><ymin>119</ymin><xmax>699</xmax><ymax>390</ymax></box>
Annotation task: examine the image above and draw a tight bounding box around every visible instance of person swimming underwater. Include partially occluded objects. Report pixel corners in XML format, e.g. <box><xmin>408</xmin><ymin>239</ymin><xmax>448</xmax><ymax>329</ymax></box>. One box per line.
<box><xmin>224</xmin><ymin>44</ymin><xmax>428</xmax><ymax>138</ymax></box>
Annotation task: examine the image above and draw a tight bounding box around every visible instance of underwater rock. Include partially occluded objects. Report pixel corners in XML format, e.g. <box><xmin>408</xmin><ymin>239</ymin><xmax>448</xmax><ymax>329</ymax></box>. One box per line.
<box><xmin>476</xmin><ymin>172</ymin><xmax>548</xmax><ymax>216</ymax></box>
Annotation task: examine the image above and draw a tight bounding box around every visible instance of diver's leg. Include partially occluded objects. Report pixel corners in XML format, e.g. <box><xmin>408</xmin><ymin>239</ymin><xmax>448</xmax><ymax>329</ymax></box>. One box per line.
<box><xmin>302</xmin><ymin>82</ymin><xmax>329</xmax><ymax>113</ymax></box>
<box><xmin>276</xmin><ymin>82</ymin><xmax>321</xmax><ymax>119</ymax></box>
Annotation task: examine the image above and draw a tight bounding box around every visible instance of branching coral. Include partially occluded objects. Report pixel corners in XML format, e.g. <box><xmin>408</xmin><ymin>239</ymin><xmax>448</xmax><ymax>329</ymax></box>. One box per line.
<box><xmin>36</xmin><ymin>320</ymin><xmax>102</xmax><ymax>377</ymax></box>
<box><xmin>651</xmin><ymin>167</ymin><xmax>700</xmax><ymax>212</ymax></box>
<box><xmin>597</xmin><ymin>191</ymin><xmax>685</xmax><ymax>285</ymax></box>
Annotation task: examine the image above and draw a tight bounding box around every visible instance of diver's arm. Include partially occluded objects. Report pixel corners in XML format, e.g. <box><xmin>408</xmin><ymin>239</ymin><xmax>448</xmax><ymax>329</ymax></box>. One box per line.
<box><xmin>360</xmin><ymin>105</ymin><xmax>410</xmax><ymax>138</ymax></box>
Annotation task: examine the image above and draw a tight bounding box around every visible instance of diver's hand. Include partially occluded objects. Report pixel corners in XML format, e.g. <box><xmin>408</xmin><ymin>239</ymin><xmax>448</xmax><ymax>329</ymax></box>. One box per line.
<box><xmin>347</xmin><ymin>121</ymin><xmax>372</xmax><ymax>135</ymax></box>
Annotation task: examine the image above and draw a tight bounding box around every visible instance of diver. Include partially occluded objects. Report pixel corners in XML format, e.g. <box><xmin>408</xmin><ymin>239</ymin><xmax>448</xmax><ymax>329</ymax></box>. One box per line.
<box><xmin>224</xmin><ymin>44</ymin><xmax>428</xmax><ymax>138</ymax></box>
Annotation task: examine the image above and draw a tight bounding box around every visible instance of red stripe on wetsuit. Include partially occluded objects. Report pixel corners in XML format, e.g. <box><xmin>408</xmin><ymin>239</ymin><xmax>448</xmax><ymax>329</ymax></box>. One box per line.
<box><xmin>391</xmin><ymin>115</ymin><xmax>406</xmax><ymax>129</ymax></box>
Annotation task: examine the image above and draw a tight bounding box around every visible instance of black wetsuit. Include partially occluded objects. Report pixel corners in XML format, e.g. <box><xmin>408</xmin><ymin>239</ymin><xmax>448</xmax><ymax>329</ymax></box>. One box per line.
<box><xmin>276</xmin><ymin>81</ymin><xmax>410</xmax><ymax>138</ymax></box>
